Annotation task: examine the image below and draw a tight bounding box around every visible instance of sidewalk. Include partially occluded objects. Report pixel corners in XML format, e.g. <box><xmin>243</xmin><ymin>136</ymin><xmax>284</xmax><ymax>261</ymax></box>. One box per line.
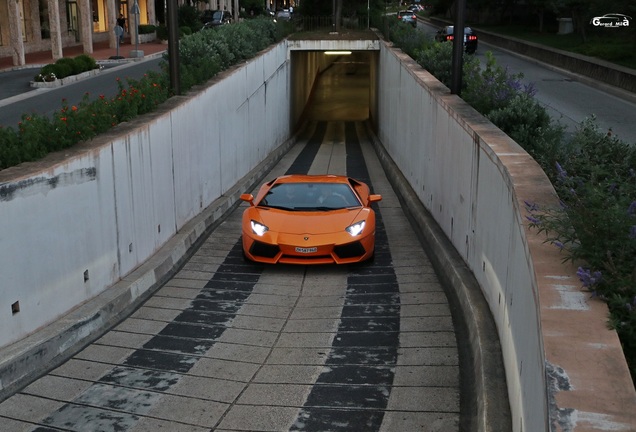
<box><xmin>0</xmin><ymin>40</ymin><xmax>167</xmax><ymax>72</ymax></box>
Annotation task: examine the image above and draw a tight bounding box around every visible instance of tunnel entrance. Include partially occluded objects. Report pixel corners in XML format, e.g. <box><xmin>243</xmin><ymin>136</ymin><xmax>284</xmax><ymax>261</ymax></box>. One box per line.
<box><xmin>288</xmin><ymin>42</ymin><xmax>380</xmax><ymax>129</ymax></box>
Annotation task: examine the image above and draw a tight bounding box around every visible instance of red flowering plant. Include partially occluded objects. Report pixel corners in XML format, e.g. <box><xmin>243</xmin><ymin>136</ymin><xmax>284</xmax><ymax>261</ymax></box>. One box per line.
<box><xmin>111</xmin><ymin>72</ymin><xmax>169</xmax><ymax>122</ymax></box>
<box><xmin>0</xmin><ymin>73</ymin><xmax>168</xmax><ymax>170</ymax></box>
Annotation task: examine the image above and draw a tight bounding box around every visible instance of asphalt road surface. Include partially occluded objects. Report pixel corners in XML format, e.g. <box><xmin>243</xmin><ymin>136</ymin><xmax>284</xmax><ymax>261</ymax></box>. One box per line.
<box><xmin>417</xmin><ymin>21</ymin><xmax>636</xmax><ymax>145</ymax></box>
<box><xmin>0</xmin><ymin>55</ymin><xmax>465</xmax><ymax>432</ymax></box>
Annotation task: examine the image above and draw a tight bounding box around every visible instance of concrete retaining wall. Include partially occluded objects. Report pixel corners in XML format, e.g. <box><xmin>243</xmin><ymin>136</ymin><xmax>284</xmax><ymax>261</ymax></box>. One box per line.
<box><xmin>0</xmin><ymin>42</ymin><xmax>291</xmax><ymax>350</ymax></box>
<box><xmin>376</xmin><ymin>42</ymin><xmax>636</xmax><ymax>431</ymax></box>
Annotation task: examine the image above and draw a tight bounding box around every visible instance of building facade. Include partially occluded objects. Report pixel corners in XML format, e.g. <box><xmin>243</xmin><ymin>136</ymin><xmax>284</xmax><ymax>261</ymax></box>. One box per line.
<box><xmin>0</xmin><ymin>0</ymin><xmax>236</xmax><ymax>66</ymax></box>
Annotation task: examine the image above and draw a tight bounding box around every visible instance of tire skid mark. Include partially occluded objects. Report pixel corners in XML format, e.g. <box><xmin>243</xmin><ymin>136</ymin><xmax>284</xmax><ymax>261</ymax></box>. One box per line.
<box><xmin>32</xmin><ymin>241</ymin><xmax>265</xmax><ymax>431</ymax></box>
<box><xmin>293</xmin><ymin>122</ymin><xmax>399</xmax><ymax>431</ymax></box>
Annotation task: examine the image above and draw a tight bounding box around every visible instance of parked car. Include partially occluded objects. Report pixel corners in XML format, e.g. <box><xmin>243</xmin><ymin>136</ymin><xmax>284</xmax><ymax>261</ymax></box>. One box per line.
<box><xmin>275</xmin><ymin>9</ymin><xmax>292</xmax><ymax>21</ymax></box>
<box><xmin>408</xmin><ymin>4</ymin><xmax>424</xmax><ymax>12</ymax></box>
<box><xmin>435</xmin><ymin>26</ymin><xmax>478</xmax><ymax>54</ymax></box>
<box><xmin>202</xmin><ymin>10</ymin><xmax>232</xmax><ymax>29</ymax></box>
<box><xmin>240</xmin><ymin>174</ymin><xmax>381</xmax><ymax>264</ymax></box>
<box><xmin>397</xmin><ymin>10</ymin><xmax>417</xmax><ymax>27</ymax></box>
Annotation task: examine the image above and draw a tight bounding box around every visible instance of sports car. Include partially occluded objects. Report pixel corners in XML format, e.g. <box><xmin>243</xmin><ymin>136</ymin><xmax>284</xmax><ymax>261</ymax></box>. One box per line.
<box><xmin>240</xmin><ymin>174</ymin><xmax>382</xmax><ymax>264</ymax></box>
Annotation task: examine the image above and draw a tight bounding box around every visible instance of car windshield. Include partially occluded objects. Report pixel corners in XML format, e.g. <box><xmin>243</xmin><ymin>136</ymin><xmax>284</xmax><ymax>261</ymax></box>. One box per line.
<box><xmin>213</xmin><ymin>11</ymin><xmax>224</xmax><ymax>20</ymax></box>
<box><xmin>445</xmin><ymin>26</ymin><xmax>472</xmax><ymax>34</ymax></box>
<box><xmin>257</xmin><ymin>182</ymin><xmax>361</xmax><ymax>211</ymax></box>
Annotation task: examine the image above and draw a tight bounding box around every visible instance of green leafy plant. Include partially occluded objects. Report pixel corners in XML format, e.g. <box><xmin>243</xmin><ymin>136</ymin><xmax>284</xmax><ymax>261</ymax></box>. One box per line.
<box><xmin>525</xmin><ymin>121</ymin><xmax>636</xmax><ymax>382</ymax></box>
<box><xmin>34</xmin><ymin>55</ymin><xmax>99</xmax><ymax>81</ymax></box>
<box><xmin>174</xmin><ymin>17</ymin><xmax>282</xmax><ymax>91</ymax></box>
<box><xmin>177</xmin><ymin>3</ymin><xmax>201</xmax><ymax>31</ymax></box>
<box><xmin>2</xmin><ymin>18</ymin><xmax>285</xmax><ymax>170</ymax></box>
<box><xmin>138</xmin><ymin>24</ymin><xmax>157</xmax><ymax>34</ymax></box>
<box><xmin>156</xmin><ymin>24</ymin><xmax>168</xmax><ymax>40</ymax></box>
<box><xmin>0</xmin><ymin>72</ymin><xmax>169</xmax><ymax>170</ymax></box>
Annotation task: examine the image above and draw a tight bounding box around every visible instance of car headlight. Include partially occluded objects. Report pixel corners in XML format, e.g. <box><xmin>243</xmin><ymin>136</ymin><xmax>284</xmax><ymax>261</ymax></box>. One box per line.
<box><xmin>250</xmin><ymin>220</ymin><xmax>269</xmax><ymax>236</ymax></box>
<box><xmin>346</xmin><ymin>221</ymin><xmax>365</xmax><ymax>236</ymax></box>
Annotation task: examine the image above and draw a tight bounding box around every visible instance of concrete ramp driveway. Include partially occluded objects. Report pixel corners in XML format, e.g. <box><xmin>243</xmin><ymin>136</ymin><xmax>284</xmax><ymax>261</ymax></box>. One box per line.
<box><xmin>0</xmin><ymin>121</ymin><xmax>463</xmax><ymax>431</ymax></box>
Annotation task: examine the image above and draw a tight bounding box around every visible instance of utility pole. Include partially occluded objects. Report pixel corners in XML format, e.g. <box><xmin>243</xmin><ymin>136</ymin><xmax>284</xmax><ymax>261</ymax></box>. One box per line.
<box><xmin>450</xmin><ymin>0</ymin><xmax>466</xmax><ymax>95</ymax></box>
<box><xmin>167</xmin><ymin>0</ymin><xmax>180</xmax><ymax>95</ymax></box>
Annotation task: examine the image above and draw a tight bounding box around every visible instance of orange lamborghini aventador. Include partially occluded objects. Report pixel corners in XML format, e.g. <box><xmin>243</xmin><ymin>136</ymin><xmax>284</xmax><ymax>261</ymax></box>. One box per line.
<box><xmin>240</xmin><ymin>174</ymin><xmax>382</xmax><ymax>264</ymax></box>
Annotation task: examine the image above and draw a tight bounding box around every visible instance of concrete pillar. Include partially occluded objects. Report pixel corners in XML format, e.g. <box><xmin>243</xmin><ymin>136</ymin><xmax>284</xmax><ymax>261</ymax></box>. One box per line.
<box><xmin>107</xmin><ymin>0</ymin><xmax>117</xmax><ymax>49</ymax></box>
<box><xmin>8</xmin><ymin>0</ymin><xmax>26</xmax><ymax>66</ymax></box>
<box><xmin>48</xmin><ymin>0</ymin><xmax>63</xmax><ymax>60</ymax></box>
<box><xmin>79</xmin><ymin>0</ymin><xmax>93</xmax><ymax>54</ymax></box>
<box><xmin>146</xmin><ymin>0</ymin><xmax>156</xmax><ymax>25</ymax></box>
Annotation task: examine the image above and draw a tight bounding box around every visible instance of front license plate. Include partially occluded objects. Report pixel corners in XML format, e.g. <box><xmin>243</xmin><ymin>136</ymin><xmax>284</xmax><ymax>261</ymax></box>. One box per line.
<box><xmin>295</xmin><ymin>247</ymin><xmax>317</xmax><ymax>254</ymax></box>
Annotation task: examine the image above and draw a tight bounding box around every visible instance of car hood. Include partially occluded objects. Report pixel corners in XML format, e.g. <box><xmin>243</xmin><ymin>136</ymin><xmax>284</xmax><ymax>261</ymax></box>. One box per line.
<box><xmin>250</xmin><ymin>207</ymin><xmax>368</xmax><ymax>234</ymax></box>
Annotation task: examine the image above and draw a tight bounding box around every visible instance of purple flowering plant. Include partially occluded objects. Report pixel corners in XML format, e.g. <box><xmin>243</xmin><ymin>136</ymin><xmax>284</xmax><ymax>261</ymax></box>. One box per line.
<box><xmin>525</xmin><ymin>118</ymin><xmax>636</xmax><ymax>380</ymax></box>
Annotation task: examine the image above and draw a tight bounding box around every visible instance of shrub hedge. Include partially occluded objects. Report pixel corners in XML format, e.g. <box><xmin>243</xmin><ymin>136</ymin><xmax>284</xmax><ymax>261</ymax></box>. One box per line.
<box><xmin>34</xmin><ymin>54</ymin><xmax>99</xmax><ymax>82</ymax></box>
<box><xmin>1</xmin><ymin>18</ymin><xmax>287</xmax><ymax>171</ymax></box>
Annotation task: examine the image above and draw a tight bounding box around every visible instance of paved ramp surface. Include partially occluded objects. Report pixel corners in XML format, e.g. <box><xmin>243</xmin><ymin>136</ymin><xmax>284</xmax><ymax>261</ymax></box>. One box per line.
<box><xmin>0</xmin><ymin>121</ymin><xmax>461</xmax><ymax>431</ymax></box>
<box><xmin>0</xmin><ymin>55</ymin><xmax>464</xmax><ymax>431</ymax></box>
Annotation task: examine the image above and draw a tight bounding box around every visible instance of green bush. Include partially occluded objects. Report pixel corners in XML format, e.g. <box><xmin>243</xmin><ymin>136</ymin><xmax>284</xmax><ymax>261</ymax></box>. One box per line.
<box><xmin>486</xmin><ymin>93</ymin><xmax>565</xmax><ymax>166</ymax></box>
<box><xmin>56</xmin><ymin>57</ymin><xmax>82</xmax><ymax>76</ymax></box>
<box><xmin>177</xmin><ymin>4</ymin><xmax>200</xmax><ymax>30</ymax></box>
<box><xmin>138</xmin><ymin>24</ymin><xmax>156</xmax><ymax>34</ymax></box>
<box><xmin>74</xmin><ymin>54</ymin><xmax>98</xmax><ymax>72</ymax></box>
<box><xmin>156</xmin><ymin>24</ymin><xmax>168</xmax><ymax>40</ymax></box>
<box><xmin>50</xmin><ymin>61</ymin><xmax>73</xmax><ymax>79</ymax></box>
<box><xmin>3</xmin><ymin>18</ymin><xmax>286</xmax><ymax>170</ymax></box>
<box><xmin>172</xmin><ymin>18</ymin><xmax>283</xmax><ymax>91</ymax></box>
<box><xmin>415</xmin><ymin>41</ymin><xmax>455</xmax><ymax>86</ymax></box>
<box><xmin>36</xmin><ymin>63</ymin><xmax>60</xmax><ymax>81</ymax></box>
<box><xmin>526</xmin><ymin>119</ymin><xmax>636</xmax><ymax>383</ymax></box>
<box><xmin>180</xmin><ymin>26</ymin><xmax>192</xmax><ymax>36</ymax></box>
<box><xmin>34</xmin><ymin>55</ymin><xmax>98</xmax><ymax>81</ymax></box>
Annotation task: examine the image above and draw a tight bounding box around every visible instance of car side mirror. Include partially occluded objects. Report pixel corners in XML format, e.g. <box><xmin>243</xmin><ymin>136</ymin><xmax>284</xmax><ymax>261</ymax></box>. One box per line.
<box><xmin>369</xmin><ymin>194</ymin><xmax>382</xmax><ymax>203</ymax></box>
<box><xmin>240</xmin><ymin>193</ymin><xmax>254</xmax><ymax>206</ymax></box>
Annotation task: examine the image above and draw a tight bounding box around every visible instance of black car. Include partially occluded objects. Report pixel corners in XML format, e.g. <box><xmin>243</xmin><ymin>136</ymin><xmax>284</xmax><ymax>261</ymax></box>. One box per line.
<box><xmin>435</xmin><ymin>26</ymin><xmax>478</xmax><ymax>54</ymax></box>
<box><xmin>202</xmin><ymin>10</ymin><xmax>232</xmax><ymax>29</ymax></box>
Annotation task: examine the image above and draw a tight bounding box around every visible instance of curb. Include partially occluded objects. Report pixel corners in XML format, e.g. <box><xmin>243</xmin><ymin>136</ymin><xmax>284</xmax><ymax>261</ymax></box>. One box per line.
<box><xmin>30</xmin><ymin>68</ymin><xmax>103</xmax><ymax>88</ymax></box>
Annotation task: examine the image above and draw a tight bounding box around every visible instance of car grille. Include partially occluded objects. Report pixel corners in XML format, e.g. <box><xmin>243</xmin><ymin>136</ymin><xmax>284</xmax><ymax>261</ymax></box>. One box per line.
<box><xmin>250</xmin><ymin>241</ymin><xmax>280</xmax><ymax>258</ymax></box>
<box><xmin>334</xmin><ymin>241</ymin><xmax>366</xmax><ymax>259</ymax></box>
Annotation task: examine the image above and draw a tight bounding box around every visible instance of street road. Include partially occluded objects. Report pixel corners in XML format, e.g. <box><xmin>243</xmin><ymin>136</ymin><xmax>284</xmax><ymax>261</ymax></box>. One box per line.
<box><xmin>418</xmin><ymin>21</ymin><xmax>636</xmax><ymax>144</ymax></box>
